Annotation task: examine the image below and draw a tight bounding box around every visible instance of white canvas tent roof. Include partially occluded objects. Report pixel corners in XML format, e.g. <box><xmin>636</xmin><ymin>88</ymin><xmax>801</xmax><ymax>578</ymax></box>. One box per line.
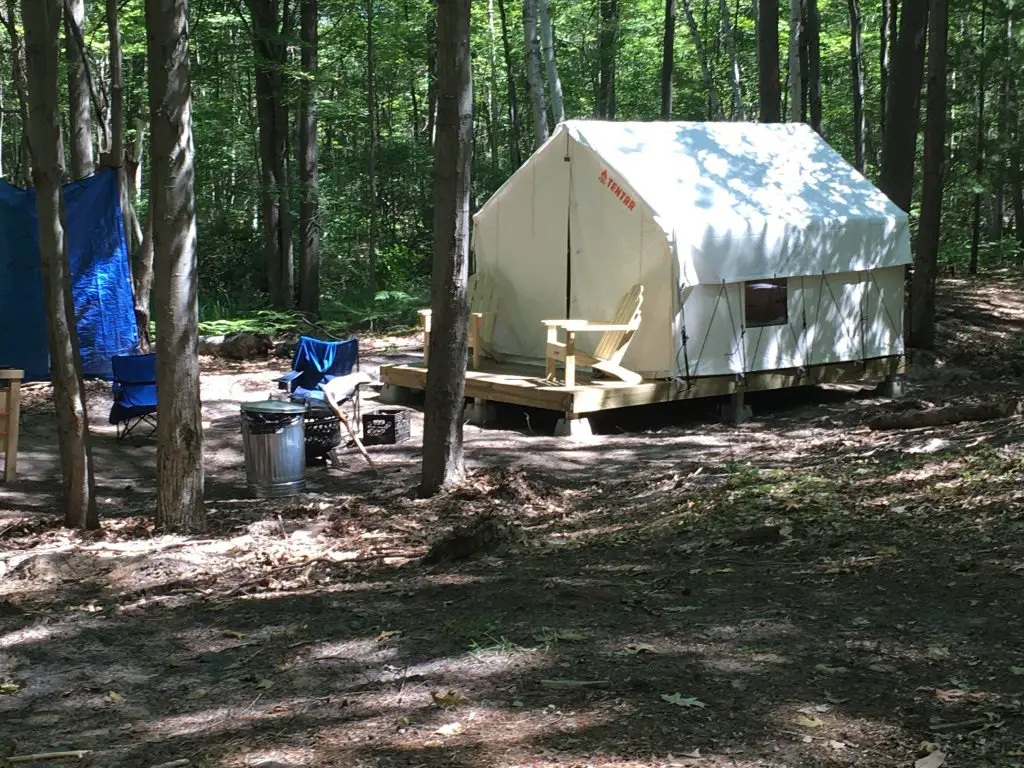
<box><xmin>472</xmin><ymin>120</ymin><xmax>911</xmax><ymax>378</ymax></box>
<box><xmin>562</xmin><ymin>120</ymin><xmax>909</xmax><ymax>284</ymax></box>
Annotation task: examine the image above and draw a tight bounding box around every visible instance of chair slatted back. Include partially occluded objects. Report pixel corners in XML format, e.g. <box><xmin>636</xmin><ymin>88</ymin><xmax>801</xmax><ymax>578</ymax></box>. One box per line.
<box><xmin>468</xmin><ymin>272</ymin><xmax>499</xmax><ymax>345</ymax></box>
<box><xmin>593</xmin><ymin>284</ymin><xmax>644</xmax><ymax>364</ymax></box>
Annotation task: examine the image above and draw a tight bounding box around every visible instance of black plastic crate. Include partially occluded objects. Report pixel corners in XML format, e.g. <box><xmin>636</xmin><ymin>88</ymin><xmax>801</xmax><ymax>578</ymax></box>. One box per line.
<box><xmin>362</xmin><ymin>408</ymin><xmax>411</xmax><ymax>446</ymax></box>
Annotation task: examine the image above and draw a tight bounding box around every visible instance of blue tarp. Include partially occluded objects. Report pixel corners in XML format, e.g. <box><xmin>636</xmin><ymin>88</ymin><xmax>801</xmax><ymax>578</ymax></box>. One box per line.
<box><xmin>0</xmin><ymin>168</ymin><xmax>138</xmax><ymax>381</ymax></box>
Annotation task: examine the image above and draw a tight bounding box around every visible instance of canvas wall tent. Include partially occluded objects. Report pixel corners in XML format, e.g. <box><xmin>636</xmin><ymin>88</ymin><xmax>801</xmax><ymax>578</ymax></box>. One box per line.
<box><xmin>0</xmin><ymin>168</ymin><xmax>137</xmax><ymax>381</ymax></box>
<box><xmin>472</xmin><ymin>120</ymin><xmax>911</xmax><ymax>382</ymax></box>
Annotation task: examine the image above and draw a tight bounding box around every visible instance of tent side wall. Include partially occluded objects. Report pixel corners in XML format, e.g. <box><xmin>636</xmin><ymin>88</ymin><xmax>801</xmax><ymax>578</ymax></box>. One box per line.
<box><xmin>473</xmin><ymin>132</ymin><xmax>573</xmax><ymax>362</ymax></box>
<box><xmin>676</xmin><ymin>266</ymin><xmax>906</xmax><ymax>378</ymax></box>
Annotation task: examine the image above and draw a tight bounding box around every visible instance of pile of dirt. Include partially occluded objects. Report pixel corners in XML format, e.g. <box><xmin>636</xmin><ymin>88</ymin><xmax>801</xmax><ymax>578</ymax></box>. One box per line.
<box><xmin>421</xmin><ymin>515</ymin><xmax>522</xmax><ymax>565</ymax></box>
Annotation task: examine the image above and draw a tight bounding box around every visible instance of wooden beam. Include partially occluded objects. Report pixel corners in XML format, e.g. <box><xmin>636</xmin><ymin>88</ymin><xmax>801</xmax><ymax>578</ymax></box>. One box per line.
<box><xmin>1</xmin><ymin>369</ymin><xmax>24</xmax><ymax>483</ymax></box>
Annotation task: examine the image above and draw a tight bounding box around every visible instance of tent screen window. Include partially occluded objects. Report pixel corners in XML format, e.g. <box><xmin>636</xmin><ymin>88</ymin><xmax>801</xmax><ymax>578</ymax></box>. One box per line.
<box><xmin>745</xmin><ymin>279</ymin><xmax>788</xmax><ymax>328</ymax></box>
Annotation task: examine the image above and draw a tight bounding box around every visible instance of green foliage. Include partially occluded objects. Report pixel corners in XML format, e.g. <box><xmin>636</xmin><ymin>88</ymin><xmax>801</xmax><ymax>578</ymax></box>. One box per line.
<box><xmin>198</xmin><ymin>310</ymin><xmax>316</xmax><ymax>337</ymax></box>
<box><xmin>2</xmin><ymin>0</ymin><xmax>1023</xmax><ymax>331</ymax></box>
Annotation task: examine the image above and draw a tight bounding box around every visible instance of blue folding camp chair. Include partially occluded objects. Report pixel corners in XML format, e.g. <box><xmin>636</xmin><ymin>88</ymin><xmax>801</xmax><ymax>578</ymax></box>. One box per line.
<box><xmin>276</xmin><ymin>336</ymin><xmax>363</xmax><ymax>420</ymax></box>
<box><xmin>109</xmin><ymin>353</ymin><xmax>157</xmax><ymax>440</ymax></box>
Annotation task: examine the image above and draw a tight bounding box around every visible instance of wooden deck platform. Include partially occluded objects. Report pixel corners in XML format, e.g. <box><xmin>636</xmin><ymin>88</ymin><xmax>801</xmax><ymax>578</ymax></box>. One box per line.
<box><xmin>380</xmin><ymin>355</ymin><xmax>905</xmax><ymax>419</ymax></box>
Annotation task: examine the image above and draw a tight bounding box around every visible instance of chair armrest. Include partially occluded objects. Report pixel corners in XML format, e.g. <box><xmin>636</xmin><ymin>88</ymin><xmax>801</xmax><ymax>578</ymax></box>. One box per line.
<box><xmin>542</xmin><ymin>319</ymin><xmax>635</xmax><ymax>332</ymax></box>
<box><xmin>275</xmin><ymin>370</ymin><xmax>301</xmax><ymax>391</ymax></box>
<box><xmin>418</xmin><ymin>309</ymin><xmax>432</xmax><ymax>317</ymax></box>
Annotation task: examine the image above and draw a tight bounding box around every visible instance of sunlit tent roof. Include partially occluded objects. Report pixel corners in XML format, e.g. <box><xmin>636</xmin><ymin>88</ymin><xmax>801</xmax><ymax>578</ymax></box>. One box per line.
<box><xmin>478</xmin><ymin>120</ymin><xmax>911</xmax><ymax>286</ymax></box>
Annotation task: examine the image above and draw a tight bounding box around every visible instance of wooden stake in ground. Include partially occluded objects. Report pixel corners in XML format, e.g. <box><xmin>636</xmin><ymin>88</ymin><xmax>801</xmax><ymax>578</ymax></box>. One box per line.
<box><xmin>22</xmin><ymin>0</ymin><xmax>98</xmax><ymax>530</ymax></box>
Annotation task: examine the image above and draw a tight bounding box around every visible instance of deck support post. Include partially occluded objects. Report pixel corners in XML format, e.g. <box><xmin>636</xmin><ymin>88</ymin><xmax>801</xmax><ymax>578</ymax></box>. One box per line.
<box><xmin>720</xmin><ymin>390</ymin><xmax>752</xmax><ymax>425</ymax></box>
<box><xmin>380</xmin><ymin>383</ymin><xmax>415</xmax><ymax>405</ymax></box>
<box><xmin>875</xmin><ymin>376</ymin><xmax>904</xmax><ymax>399</ymax></box>
<box><xmin>554</xmin><ymin>412</ymin><xmax>593</xmax><ymax>438</ymax></box>
<box><xmin>468</xmin><ymin>397</ymin><xmax>497</xmax><ymax>426</ymax></box>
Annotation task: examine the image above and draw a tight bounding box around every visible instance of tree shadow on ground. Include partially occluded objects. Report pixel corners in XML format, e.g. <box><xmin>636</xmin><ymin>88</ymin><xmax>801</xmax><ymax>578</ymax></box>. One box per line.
<box><xmin>4</xmin><ymin>279</ymin><xmax>1024</xmax><ymax>766</ymax></box>
<box><xmin>4</xmin><ymin>403</ymin><xmax>1024</xmax><ymax>766</ymax></box>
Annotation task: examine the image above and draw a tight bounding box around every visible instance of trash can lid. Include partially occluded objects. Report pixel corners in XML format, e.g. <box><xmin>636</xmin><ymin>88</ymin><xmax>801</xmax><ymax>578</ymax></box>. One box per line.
<box><xmin>241</xmin><ymin>400</ymin><xmax>307</xmax><ymax>415</ymax></box>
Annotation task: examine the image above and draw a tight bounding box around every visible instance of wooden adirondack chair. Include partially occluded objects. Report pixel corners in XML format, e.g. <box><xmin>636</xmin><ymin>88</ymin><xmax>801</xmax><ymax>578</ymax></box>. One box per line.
<box><xmin>419</xmin><ymin>272</ymin><xmax>499</xmax><ymax>369</ymax></box>
<box><xmin>543</xmin><ymin>284</ymin><xmax>644</xmax><ymax>387</ymax></box>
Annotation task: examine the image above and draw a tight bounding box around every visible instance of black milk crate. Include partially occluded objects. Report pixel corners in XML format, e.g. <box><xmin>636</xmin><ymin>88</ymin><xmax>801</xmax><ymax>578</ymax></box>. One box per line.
<box><xmin>362</xmin><ymin>408</ymin><xmax>411</xmax><ymax>446</ymax></box>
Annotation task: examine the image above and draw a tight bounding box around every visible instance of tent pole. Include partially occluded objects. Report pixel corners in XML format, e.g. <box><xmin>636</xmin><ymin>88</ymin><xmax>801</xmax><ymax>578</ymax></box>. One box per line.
<box><xmin>564</xmin><ymin>134</ymin><xmax>572</xmax><ymax>318</ymax></box>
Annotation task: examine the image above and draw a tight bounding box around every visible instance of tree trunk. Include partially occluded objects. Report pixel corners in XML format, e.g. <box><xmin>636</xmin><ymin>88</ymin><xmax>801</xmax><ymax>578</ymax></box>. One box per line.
<box><xmin>248</xmin><ymin>0</ymin><xmax>294</xmax><ymax>308</ymax></box>
<box><xmin>4</xmin><ymin>0</ymin><xmax>32</xmax><ymax>185</ymax></box>
<box><xmin>133</xmin><ymin>212</ymin><xmax>153</xmax><ymax>350</ymax></box>
<box><xmin>497</xmin><ymin>0</ymin><xmax>522</xmax><ymax>165</ymax></box>
<box><xmin>126</xmin><ymin>66</ymin><xmax>150</xmax><ymax>340</ymax></box>
<box><xmin>367</xmin><ymin>0</ymin><xmax>379</xmax><ymax>296</ymax></box>
<box><xmin>597</xmin><ymin>0</ymin><xmax>617</xmax><ymax>119</ymax></box>
<box><xmin>298</xmin><ymin>0</ymin><xmax>319</xmax><ymax>315</ymax></box>
<box><xmin>804</xmin><ymin>0</ymin><xmax>821</xmax><ymax>132</ymax></box>
<box><xmin>681</xmin><ymin>0</ymin><xmax>722</xmax><ymax>118</ymax></box>
<box><xmin>22</xmin><ymin>0</ymin><xmax>98</xmax><ymax>530</ymax></box>
<box><xmin>799</xmin><ymin>8</ymin><xmax>809</xmax><ymax>121</ymax></box>
<box><xmin>425</xmin><ymin>1</ymin><xmax>438</xmax><ymax>144</ymax></box>
<box><xmin>523</xmin><ymin>0</ymin><xmax>548</xmax><ymax>146</ymax></box>
<box><xmin>146</xmin><ymin>0</ymin><xmax>204</xmax><ymax>532</ymax></box>
<box><xmin>486</xmin><ymin>0</ymin><xmax>501</xmax><ymax>163</ymax></box>
<box><xmin>756</xmin><ymin>0</ymin><xmax>780</xmax><ymax>121</ymax></box>
<box><xmin>106</xmin><ymin>0</ymin><xmax>146</xmax><ymax>346</ymax></box>
<box><xmin>878</xmin><ymin>0</ymin><xmax>928</xmax><ymax>213</ymax></box>
<box><xmin>910</xmin><ymin>0</ymin><xmax>948</xmax><ymax>349</ymax></box>
<box><xmin>1013</xmin><ymin>147</ymin><xmax>1024</xmax><ymax>262</ymax></box>
<box><xmin>65</xmin><ymin>0</ymin><xmax>94</xmax><ymax>179</ymax></box>
<box><xmin>1010</xmin><ymin>26</ymin><xmax>1024</xmax><ymax>263</ymax></box>
<box><xmin>105</xmin><ymin>0</ymin><xmax>123</xmax><ymax>169</ymax></box>
<box><xmin>661</xmin><ymin>0</ymin><xmax>677</xmax><ymax>119</ymax></box>
<box><xmin>0</xmin><ymin>67</ymin><xmax>4</xmax><ymax>179</ymax></box>
<box><xmin>848</xmin><ymin>0</ymin><xmax>865</xmax><ymax>170</ymax></box>
<box><xmin>719</xmin><ymin>0</ymin><xmax>744</xmax><ymax>120</ymax></box>
<box><xmin>969</xmin><ymin>0</ymin><xmax>986</xmax><ymax>276</ymax></box>
<box><xmin>787</xmin><ymin>0</ymin><xmax>802</xmax><ymax>121</ymax></box>
<box><xmin>990</xmin><ymin>10</ymin><xmax>1010</xmax><ymax>242</ymax></box>
<box><xmin>879</xmin><ymin>0</ymin><xmax>894</xmax><ymax>147</ymax></box>
<box><xmin>421</xmin><ymin>0</ymin><xmax>473</xmax><ymax>497</ymax></box>
<box><xmin>538</xmin><ymin>0</ymin><xmax>564</xmax><ymax>125</ymax></box>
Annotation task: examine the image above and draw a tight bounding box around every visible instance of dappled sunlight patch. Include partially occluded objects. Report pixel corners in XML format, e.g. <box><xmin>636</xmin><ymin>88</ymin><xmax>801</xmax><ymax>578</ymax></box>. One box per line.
<box><xmin>314</xmin><ymin>699</ymin><xmax>619</xmax><ymax>764</ymax></box>
<box><xmin>135</xmin><ymin>705</ymin><xmax>238</xmax><ymax>739</ymax></box>
<box><xmin>231</xmin><ymin>746</ymin><xmax>313</xmax><ymax>767</ymax></box>
<box><xmin>305</xmin><ymin>636</ymin><xmax>400</xmax><ymax>665</ymax></box>
<box><xmin>766</xmin><ymin>700</ymin><xmax>905</xmax><ymax>761</ymax></box>
<box><xmin>701</xmin><ymin>651</ymin><xmax>790</xmax><ymax>675</ymax></box>
<box><xmin>0</xmin><ymin>621</ymin><xmax>79</xmax><ymax>651</ymax></box>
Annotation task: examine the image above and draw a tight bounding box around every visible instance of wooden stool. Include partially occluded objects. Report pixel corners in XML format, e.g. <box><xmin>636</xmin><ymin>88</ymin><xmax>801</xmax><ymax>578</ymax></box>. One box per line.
<box><xmin>0</xmin><ymin>369</ymin><xmax>23</xmax><ymax>483</ymax></box>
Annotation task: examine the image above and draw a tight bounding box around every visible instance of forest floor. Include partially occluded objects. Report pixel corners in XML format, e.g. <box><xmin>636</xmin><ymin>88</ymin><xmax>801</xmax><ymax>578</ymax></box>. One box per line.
<box><xmin>3</xmin><ymin>276</ymin><xmax>1024</xmax><ymax>767</ymax></box>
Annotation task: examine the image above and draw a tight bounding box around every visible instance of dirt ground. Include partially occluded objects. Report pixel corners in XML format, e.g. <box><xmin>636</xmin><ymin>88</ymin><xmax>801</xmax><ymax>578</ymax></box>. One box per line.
<box><xmin>3</xmin><ymin>278</ymin><xmax>1024</xmax><ymax>768</ymax></box>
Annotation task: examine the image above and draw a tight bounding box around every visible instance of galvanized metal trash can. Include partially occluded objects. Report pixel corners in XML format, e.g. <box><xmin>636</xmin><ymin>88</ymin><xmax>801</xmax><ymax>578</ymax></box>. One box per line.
<box><xmin>240</xmin><ymin>400</ymin><xmax>307</xmax><ymax>497</ymax></box>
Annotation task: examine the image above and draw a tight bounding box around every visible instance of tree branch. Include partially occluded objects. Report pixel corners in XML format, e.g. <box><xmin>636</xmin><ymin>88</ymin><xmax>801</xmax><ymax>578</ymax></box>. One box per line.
<box><xmin>229</xmin><ymin>0</ymin><xmax>254</xmax><ymax>36</ymax></box>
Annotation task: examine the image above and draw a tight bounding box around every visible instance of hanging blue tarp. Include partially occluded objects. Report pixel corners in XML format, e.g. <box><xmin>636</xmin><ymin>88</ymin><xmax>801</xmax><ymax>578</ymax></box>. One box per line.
<box><xmin>0</xmin><ymin>168</ymin><xmax>138</xmax><ymax>381</ymax></box>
